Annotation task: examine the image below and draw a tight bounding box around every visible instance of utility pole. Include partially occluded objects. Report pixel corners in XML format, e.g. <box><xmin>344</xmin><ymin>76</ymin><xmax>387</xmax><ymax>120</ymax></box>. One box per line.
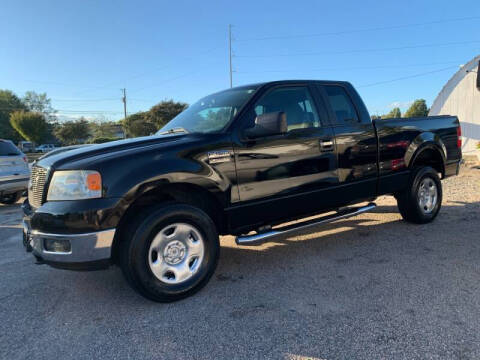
<box><xmin>121</xmin><ymin>88</ymin><xmax>127</xmax><ymax>120</ymax></box>
<box><xmin>228</xmin><ymin>24</ymin><xmax>233</xmax><ymax>88</ymax></box>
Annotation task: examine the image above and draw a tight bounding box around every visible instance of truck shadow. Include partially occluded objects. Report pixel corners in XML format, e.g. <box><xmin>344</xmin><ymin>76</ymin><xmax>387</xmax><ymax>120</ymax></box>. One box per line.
<box><xmin>8</xmin><ymin>200</ymin><xmax>479</xmax><ymax>306</ymax></box>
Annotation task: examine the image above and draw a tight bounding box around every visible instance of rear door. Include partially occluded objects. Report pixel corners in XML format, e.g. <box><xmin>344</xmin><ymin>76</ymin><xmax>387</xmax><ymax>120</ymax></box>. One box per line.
<box><xmin>230</xmin><ymin>84</ymin><xmax>338</xmax><ymax>228</ymax></box>
<box><xmin>318</xmin><ymin>84</ymin><xmax>378</xmax><ymax>202</ymax></box>
<box><xmin>0</xmin><ymin>140</ymin><xmax>29</xmax><ymax>181</ymax></box>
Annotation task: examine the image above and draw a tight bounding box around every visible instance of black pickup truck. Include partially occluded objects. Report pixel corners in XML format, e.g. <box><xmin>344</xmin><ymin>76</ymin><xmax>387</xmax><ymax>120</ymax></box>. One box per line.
<box><xmin>22</xmin><ymin>80</ymin><xmax>462</xmax><ymax>302</ymax></box>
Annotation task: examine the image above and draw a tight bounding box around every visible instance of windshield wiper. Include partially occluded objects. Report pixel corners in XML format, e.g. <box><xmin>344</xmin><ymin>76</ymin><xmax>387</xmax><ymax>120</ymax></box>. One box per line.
<box><xmin>158</xmin><ymin>127</ymin><xmax>189</xmax><ymax>135</ymax></box>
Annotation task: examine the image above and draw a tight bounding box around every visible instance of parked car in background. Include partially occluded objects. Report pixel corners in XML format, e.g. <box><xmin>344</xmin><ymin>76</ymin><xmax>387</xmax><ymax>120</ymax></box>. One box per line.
<box><xmin>18</xmin><ymin>141</ymin><xmax>34</xmax><ymax>153</ymax></box>
<box><xmin>0</xmin><ymin>139</ymin><xmax>30</xmax><ymax>204</ymax></box>
<box><xmin>35</xmin><ymin>144</ymin><xmax>56</xmax><ymax>153</ymax></box>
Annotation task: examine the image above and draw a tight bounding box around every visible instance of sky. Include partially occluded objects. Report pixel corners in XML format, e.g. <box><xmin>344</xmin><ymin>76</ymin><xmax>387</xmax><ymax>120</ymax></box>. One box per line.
<box><xmin>1</xmin><ymin>0</ymin><xmax>479</xmax><ymax>121</ymax></box>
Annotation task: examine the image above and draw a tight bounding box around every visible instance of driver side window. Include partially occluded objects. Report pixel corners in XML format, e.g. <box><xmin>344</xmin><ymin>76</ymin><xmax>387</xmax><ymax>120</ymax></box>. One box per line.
<box><xmin>253</xmin><ymin>86</ymin><xmax>321</xmax><ymax>132</ymax></box>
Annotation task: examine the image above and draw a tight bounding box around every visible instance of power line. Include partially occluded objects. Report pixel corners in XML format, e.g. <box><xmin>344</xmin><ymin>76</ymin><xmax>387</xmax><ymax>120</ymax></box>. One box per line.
<box><xmin>236</xmin><ymin>15</ymin><xmax>480</xmax><ymax>41</ymax></box>
<box><xmin>236</xmin><ymin>39</ymin><xmax>480</xmax><ymax>58</ymax></box>
<box><xmin>131</xmin><ymin>70</ymin><xmax>199</xmax><ymax>93</ymax></box>
<box><xmin>358</xmin><ymin>66</ymin><xmax>458</xmax><ymax>88</ymax></box>
<box><xmin>73</xmin><ymin>45</ymin><xmax>223</xmax><ymax>96</ymax></box>
<box><xmin>235</xmin><ymin>61</ymin><xmax>463</xmax><ymax>74</ymax></box>
<box><xmin>51</xmin><ymin>97</ymin><xmax>120</xmax><ymax>102</ymax></box>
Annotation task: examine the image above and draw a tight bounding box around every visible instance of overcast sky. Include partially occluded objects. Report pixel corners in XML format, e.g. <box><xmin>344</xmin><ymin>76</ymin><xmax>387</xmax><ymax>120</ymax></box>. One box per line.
<box><xmin>1</xmin><ymin>0</ymin><xmax>479</xmax><ymax>121</ymax></box>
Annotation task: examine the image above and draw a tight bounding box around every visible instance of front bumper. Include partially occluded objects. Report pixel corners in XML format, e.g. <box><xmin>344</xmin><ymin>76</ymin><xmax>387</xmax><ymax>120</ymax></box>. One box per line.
<box><xmin>23</xmin><ymin>217</ymin><xmax>115</xmax><ymax>270</ymax></box>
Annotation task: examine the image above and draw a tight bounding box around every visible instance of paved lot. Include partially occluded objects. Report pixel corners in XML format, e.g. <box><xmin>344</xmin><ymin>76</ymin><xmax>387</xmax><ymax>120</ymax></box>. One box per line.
<box><xmin>1</xmin><ymin>167</ymin><xmax>480</xmax><ymax>360</ymax></box>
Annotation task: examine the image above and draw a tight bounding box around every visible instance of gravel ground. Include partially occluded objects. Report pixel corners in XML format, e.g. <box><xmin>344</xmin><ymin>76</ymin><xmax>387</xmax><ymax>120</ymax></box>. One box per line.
<box><xmin>1</xmin><ymin>166</ymin><xmax>480</xmax><ymax>360</ymax></box>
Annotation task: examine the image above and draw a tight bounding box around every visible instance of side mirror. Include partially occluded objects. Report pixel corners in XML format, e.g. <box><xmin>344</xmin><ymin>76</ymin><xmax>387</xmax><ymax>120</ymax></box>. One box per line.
<box><xmin>244</xmin><ymin>111</ymin><xmax>287</xmax><ymax>139</ymax></box>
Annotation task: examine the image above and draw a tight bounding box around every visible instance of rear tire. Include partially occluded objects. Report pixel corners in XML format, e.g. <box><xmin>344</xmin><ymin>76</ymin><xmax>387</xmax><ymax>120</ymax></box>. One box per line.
<box><xmin>119</xmin><ymin>202</ymin><xmax>219</xmax><ymax>302</ymax></box>
<box><xmin>0</xmin><ymin>191</ymin><xmax>22</xmax><ymax>205</ymax></box>
<box><xmin>395</xmin><ymin>166</ymin><xmax>442</xmax><ymax>224</ymax></box>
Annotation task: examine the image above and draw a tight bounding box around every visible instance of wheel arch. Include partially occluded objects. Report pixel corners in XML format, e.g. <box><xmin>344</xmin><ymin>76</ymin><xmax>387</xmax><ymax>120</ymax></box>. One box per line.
<box><xmin>110</xmin><ymin>182</ymin><xmax>227</xmax><ymax>264</ymax></box>
<box><xmin>405</xmin><ymin>132</ymin><xmax>447</xmax><ymax>177</ymax></box>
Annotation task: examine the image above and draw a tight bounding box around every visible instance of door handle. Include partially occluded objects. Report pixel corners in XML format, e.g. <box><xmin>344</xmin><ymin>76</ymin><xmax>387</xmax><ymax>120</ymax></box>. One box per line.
<box><xmin>320</xmin><ymin>140</ymin><xmax>334</xmax><ymax>152</ymax></box>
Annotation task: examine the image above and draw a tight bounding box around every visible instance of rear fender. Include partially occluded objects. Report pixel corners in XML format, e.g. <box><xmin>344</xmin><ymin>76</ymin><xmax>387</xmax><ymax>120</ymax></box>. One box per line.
<box><xmin>405</xmin><ymin>132</ymin><xmax>446</xmax><ymax>172</ymax></box>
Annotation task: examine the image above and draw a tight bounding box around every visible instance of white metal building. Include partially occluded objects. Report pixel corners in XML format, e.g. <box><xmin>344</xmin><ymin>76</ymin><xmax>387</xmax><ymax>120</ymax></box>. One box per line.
<box><xmin>429</xmin><ymin>55</ymin><xmax>480</xmax><ymax>154</ymax></box>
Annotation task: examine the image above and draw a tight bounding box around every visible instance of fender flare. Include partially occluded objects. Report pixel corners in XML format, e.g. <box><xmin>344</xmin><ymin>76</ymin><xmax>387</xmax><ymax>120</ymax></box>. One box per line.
<box><xmin>405</xmin><ymin>132</ymin><xmax>447</xmax><ymax>175</ymax></box>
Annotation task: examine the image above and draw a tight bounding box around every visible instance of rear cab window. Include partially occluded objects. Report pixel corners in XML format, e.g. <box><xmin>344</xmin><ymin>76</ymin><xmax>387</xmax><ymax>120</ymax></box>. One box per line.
<box><xmin>323</xmin><ymin>85</ymin><xmax>359</xmax><ymax>125</ymax></box>
<box><xmin>0</xmin><ymin>140</ymin><xmax>21</xmax><ymax>156</ymax></box>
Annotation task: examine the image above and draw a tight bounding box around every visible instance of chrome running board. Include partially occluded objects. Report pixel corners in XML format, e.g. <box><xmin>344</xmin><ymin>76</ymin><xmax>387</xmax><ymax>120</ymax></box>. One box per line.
<box><xmin>235</xmin><ymin>203</ymin><xmax>376</xmax><ymax>245</ymax></box>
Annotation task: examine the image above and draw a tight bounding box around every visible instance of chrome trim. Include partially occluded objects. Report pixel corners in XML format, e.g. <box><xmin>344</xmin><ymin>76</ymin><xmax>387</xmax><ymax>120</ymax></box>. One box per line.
<box><xmin>235</xmin><ymin>203</ymin><xmax>376</xmax><ymax>245</ymax></box>
<box><xmin>25</xmin><ymin>226</ymin><xmax>116</xmax><ymax>263</ymax></box>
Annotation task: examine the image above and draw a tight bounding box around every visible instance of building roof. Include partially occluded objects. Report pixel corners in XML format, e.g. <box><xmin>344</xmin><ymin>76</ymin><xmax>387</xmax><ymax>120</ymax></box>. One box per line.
<box><xmin>429</xmin><ymin>55</ymin><xmax>480</xmax><ymax>115</ymax></box>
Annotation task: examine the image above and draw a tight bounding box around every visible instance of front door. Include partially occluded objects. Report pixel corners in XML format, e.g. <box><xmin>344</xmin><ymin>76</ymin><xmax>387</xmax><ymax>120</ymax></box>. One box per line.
<box><xmin>229</xmin><ymin>84</ymin><xmax>338</xmax><ymax>230</ymax></box>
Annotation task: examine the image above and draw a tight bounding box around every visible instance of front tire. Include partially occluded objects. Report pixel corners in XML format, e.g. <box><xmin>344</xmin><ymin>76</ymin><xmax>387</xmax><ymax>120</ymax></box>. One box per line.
<box><xmin>119</xmin><ymin>203</ymin><xmax>219</xmax><ymax>302</ymax></box>
<box><xmin>395</xmin><ymin>166</ymin><xmax>442</xmax><ymax>224</ymax></box>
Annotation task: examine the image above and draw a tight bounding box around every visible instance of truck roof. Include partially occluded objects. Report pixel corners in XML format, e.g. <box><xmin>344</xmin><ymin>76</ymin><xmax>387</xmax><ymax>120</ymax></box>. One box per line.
<box><xmin>234</xmin><ymin>80</ymin><xmax>352</xmax><ymax>89</ymax></box>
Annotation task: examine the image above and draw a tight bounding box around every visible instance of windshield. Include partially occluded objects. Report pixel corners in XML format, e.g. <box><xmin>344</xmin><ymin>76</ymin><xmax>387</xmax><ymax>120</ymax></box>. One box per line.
<box><xmin>157</xmin><ymin>87</ymin><xmax>258</xmax><ymax>135</ymax></box>
<box><xmin>0</xmin><ymin>140</ymin><xmax>21</xmax><ymax>156</ymax></box>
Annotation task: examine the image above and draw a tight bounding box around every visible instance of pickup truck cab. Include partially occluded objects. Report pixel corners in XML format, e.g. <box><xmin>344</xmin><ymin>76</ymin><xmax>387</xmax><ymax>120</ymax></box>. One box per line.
<box><xmin>22</xmin><ymin>80</ymin><xmax>462</xmax><ymax>302</ymax></box>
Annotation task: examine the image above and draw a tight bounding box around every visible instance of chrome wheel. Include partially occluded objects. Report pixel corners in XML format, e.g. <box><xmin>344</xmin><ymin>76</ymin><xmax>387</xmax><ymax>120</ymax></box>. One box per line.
<box><xmin>148</xmin><ymin>223</ymin><xmax>205</xmax><ymax>284</ymax></box>
<box><xmin>417</xmin><ymin>177</ymin><xmax>438</xmax><ymax>214</ymax></box>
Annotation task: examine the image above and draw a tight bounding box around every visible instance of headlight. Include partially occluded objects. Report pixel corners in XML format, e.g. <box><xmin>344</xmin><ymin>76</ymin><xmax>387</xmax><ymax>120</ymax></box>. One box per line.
<box><xmin>47</xmin><ymin>170</ymin><xmax>102</xmax><ymax>201</ymax></box>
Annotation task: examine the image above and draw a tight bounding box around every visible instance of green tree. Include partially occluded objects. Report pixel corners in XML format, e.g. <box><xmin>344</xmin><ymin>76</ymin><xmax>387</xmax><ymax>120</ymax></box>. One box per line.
<box><xmin>404</xmin><ymin>99</ymin><xmax>429</xmax><ymax>117</ymax></box>
<box><xmin>54</xmin><ymin>118</ymin><xmax>90</xmax><ymax>145</ymax></box>
<box><xmin>122</xmin><ymin>112</ymin><xmax>156</xmax><ymax>137</ymax></box>
<box><xmin>22</xmin><ymin>91</ymin><xmax>57</xmax><ymax>122</ymax></box>
<box><xmin>146</xmin><ymin>100</ymin><xmax>187</xmax><ymax>129</ymax></box>
<box><xmin>0</xmin><ymin>90</ymin><xmax>27</xmax><ymax>141</ymax></box>
<box><xmin>382</xmin><ymin>107</ymin><xmax>402</xmax><ymax>119</ymax></box>
<box><xmin>90</xmin><ymin>121</ymin><xmax>117</xmax><ymax>138</ymax></box>
<box><xmin>9</xmin><ymin>111</ymin><xmax>48</xmax><ymax>143</ymax></box>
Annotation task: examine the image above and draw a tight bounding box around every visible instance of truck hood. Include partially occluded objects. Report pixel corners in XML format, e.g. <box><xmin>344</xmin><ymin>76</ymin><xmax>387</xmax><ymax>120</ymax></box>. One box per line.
<box><xmin>35</xmin><ymin>134</ymin><xmax>195</xmax><ymax>169</ymax></box>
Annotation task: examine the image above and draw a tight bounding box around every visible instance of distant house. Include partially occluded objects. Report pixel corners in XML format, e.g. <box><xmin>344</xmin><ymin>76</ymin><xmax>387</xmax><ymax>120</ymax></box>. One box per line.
<box><xmin>429</xmin><ymin>55</ymin><xmax>480</xmax><ymax>154</ymax></box>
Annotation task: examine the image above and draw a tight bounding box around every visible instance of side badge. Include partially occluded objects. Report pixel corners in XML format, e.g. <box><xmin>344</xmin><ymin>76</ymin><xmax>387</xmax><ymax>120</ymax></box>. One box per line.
<box><xmin>207</xmin><ymin>150</ymin><xmax>232</xmax><ymax>164</ymax></box>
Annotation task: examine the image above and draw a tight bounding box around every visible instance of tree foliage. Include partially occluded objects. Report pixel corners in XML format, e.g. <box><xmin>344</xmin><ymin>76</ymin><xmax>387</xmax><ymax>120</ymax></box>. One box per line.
<box><xmin>383</xmin><ymin>107</ymin><xmax>402</xmax><ymax>119</ymax></box>
<box><xmin>90</xmin><ymin>121</ymin><xmax>120</xmax><ymax>138</ymax></box>
<box><xmin>23</xmin><ymin>91</ymin><xmax>57</xmax><ymax>122</ymax></box>
<box><xmin>122</xmin><ymin>100</ymin><xmax>187</xmax><ymax>138</ymax></box>
<box><xmin>122</xmin><ymin>112</ymin><xmax>156</xmax><ymax>137</ymax></box>
<box><xmin>146</xmin><ymin>100</ymin><xmax>188</xmax><ymax>129</ymax></box>
<box><xmin>404</xmin><ymin>99</ymin><xmax>429</xmax><ymax>117</ymax></box>
<box><xmin>9</xmin><ymin>111</ymin><xmax>48</xmax><ymax>143</ymax></box>
<box><xmin>0</xmin><ymin>90</ymin><xmax>27</xmax><ymax>141</ymax></box>
<box><xmin>54</xmin><ymin>118</ymin><xmax>90</xmax><ymax>145</ymax></box>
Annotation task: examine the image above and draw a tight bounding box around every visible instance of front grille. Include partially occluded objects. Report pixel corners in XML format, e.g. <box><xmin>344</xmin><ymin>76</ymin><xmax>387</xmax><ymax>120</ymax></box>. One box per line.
<box><xmin>29</xmin><ymin>166</ymin><xmax>48</xmax><ymax>208</ymax></box>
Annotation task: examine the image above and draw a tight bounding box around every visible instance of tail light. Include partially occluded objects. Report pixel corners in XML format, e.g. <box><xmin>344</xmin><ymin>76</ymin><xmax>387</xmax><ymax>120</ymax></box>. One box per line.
<box><xmin>457</xmin><ymin>125</ymin><xmax>462</xmax><ymax>149</ymax></box>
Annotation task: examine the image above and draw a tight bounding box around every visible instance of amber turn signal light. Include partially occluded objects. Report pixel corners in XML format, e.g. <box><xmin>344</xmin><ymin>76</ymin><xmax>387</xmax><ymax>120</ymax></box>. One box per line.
<box><xmin>86</xmin><ymin>173</ymin><xmax>102</xmax><ymax>191</ymax></box>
